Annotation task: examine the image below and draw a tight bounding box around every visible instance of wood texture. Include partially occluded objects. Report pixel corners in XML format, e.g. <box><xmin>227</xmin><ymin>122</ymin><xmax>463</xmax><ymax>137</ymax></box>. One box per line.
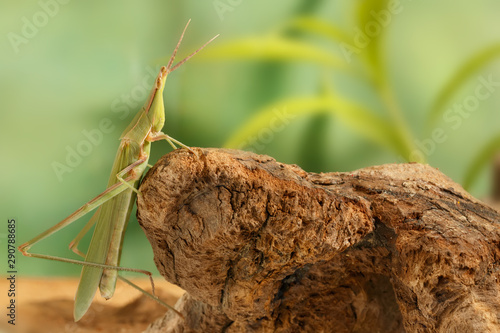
<box><xmin>137</xmin><ymin>148</ymin><xmax>500</xmax><ymax>333</ymax></box>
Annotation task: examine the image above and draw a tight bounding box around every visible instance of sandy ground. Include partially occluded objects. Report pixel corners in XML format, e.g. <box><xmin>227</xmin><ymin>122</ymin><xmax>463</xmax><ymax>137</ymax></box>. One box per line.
<box><xmin>0</xmin><ymin>277</ymin><xmax>185</xmax><ymax>333</ymax></box>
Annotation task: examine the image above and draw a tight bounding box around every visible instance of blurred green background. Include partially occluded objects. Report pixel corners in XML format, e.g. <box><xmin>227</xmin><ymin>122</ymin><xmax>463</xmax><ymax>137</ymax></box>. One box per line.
<box><xmin>1</xmin><ymin>0</ymin><xmax>499</xmax><ymax>277</ymax></box>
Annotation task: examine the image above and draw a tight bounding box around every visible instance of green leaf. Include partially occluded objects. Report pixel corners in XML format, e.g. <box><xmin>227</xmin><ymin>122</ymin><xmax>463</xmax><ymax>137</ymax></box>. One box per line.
<box><xmin>284</xmin><ymin>16</ymin><xmax>352</xmax><ymax>45</ymax></box>
<box><xmin>427</xmin><ymin>43</ymin><xmax>500</xmax><ymax>128</ymax></box>
<box><xmin>327</xmin><ymin>92</ymin><xmax>409</xmax><ymax>158</ymax></box>
<box><xmin>355</xmin><ymin>0</ymin><xmax>391</xmax><ymax>38</ymax></box>
<box><xmin>322</xmin><ymin>73</ymin><xmax>415</xmax><ymax>160</ymax></box>
<box><xmin>223</xmin><ymin>96</ymin><xmax>331</xmax><ymax>149</ymax></box>
<box><xmin>193</xmin><ymin>35</ymin><xmax>346</xmax><ymax>69</ymax></box>
<box><xmin>224</xmin><ymin>94</ymin><xmax>409</xmax><ymax>159</ymax></box>
<box><xmin>463</xmin><ymin>134</ymin><xmax>500</xmax><ymax>190</ymax></box>
<box><xmin>355</xmin><ymin>0</ymin><xmax>390</xmax><ymax>67</ymax></box>
<box><xmin>351</xmin><ymin>0</ymin><xmax>416</xmax><ymax>157</ymax></box>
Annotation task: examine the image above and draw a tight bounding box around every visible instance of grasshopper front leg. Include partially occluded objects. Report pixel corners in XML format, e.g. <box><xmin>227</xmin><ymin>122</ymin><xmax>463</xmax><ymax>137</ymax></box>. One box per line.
<box><xmin>148</xmin><ymin>131</ymin><xmax>195</xmax><ymax>154</ymax></box>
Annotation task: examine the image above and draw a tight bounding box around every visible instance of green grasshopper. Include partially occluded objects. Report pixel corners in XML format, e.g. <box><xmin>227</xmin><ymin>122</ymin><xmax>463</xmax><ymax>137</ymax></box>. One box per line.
<box><xmin>18</xmin><ymin>20</ymin><xmax>218</xmax><ymax>321</ymax></box>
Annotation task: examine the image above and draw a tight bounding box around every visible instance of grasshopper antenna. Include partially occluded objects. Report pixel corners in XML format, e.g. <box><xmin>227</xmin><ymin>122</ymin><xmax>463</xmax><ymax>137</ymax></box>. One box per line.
<box><xmin>167</xmin><ymin>19</ymin><xmax>219</xmax><ymax>73</ymax></box>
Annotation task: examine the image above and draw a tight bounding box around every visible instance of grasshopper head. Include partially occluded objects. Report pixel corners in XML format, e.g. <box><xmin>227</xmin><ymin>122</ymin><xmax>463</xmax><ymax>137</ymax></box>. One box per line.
<box><xmin>149</xmin><ymin>66</ymin><xmax>168</xmax><ymax>133</ymax></box>
<box><xmin>149</xmin><ymin>21</ymin><xmax>218</xmax><ymax>135</ymax></box>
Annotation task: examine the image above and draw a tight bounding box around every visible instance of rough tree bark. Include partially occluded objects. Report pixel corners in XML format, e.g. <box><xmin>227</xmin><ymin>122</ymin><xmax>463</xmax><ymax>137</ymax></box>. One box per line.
<box><xmin>136</xmin><ymin>148</ymin><xmax>500</xmax><ymax>333</ymax></box>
